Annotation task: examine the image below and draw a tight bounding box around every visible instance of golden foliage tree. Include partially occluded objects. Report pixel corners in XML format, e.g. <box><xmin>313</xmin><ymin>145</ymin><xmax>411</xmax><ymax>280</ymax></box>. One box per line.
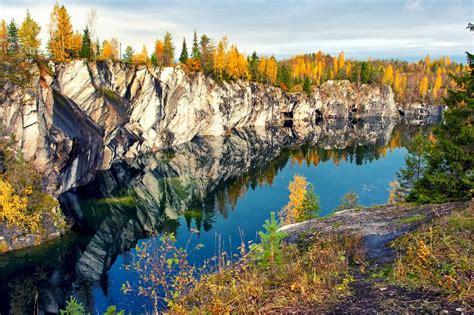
<box><xmin>154</xmin><ymin>40</ymin><xmax>165</xmax><ymax>66</ymax></box>
<box><xmin>345</xmin><ymin>62</ymin><xmax>352</xmax><ymax>78</ymax></box>
<box><xmin>432</xmin><ymin>73</ymin><xmax>442</xmax><ymax>100</ymax></box>
<box><xmin>393</xmin><ymin>70</ymin><xmax>403</xmax><ymax>97</ymax></box>
<box><xmin>101</xmin><ymin>40</ymin><xmax>113</xmax><ymax>59</ymax></box>
<box><xmin>185</xmin><ymin>58</ymin><xmax>202</xmax><ymax>72</ymax></box>
<box><xmin>163</xmin><ymin>31</ymin><xmax>175</xmax><ymax>66</ymax></box>
<box><xmin>225</xmin><ymin>45</ymin><xmax>249</xmax><ymax>80</ymax></box>
<box><xmin>213</xmin><ymin>36</ymin><xmax>227</xmax><ymax>78</ymax></box>
<box><xmin>18</xmin><ymin>10</ymin><xmax>41</xmax><ymax>54</ymax></box>
<box><xmin>328</xmin><ymin>68</ymin><xmax>334</xmax><ymax>80</ymax></box>
<box><xmin>387</xmin><ymin>181</ymin><xmax>404</xmax><ymax>204</ymax></box>
<box><xmin>332</xmin><ymin>57</ymin><xmax>338</xmax><ymax>77</ymax></box>
<box><xmin>0</xmin><ymin>179</ymin><xmax>40</xmax><ymax>232</ymax></box>
<box><xmin>48</xmin><ymin>3</ymin><xmax>74</xmax><ymax>61</ymax></box>
<box><xmin>132</xmin><ymin>45</ymin><xmax>150</xmax><ymax>64</ymax></box>
<box><xmin>281</xmin><ymin>175</ymin><xmax>307</xmax><ymax>224</ymax></box>
<box><xmin>424</xmin><ymin>54</ymin><xmax>431</xmax><ymax>74</ymax></box>
<box><xmin>292</xmin><ymin>56</ymin><xmax>308</xmax><ymax>79</ymax></box>
<box><xmin>317</xmin><ymin>60</ymin><xmax>324</xmax><ymax>82</ymax></box>
<box><xmin>266</xmin><ymin>57</ymin><xmax>278</xmax><ymax>84</ymax></box>
<box><xmin>279</xmin><ymin>175</ymin><xmax>319</xmax><ymax>225</ymax></box>
<box><xmin>0</xmin><ymin>20</ymin><xmax>7</xmax><ymax>54</ymax></box>
<box><xmin>101</xmin><ymin>38</ymin><xmax>119</xmax><ymax>60</ymax></box>
<box><xmin>258</xmin><ymin>56</ymin><xmax>277</xmax><ymax>84</ymax></box>
<box><xmin>419</xmin><ymin>75</ymin><xmax>429</xmax><ymax>98</ymax></box>
<box><xmin>382</xmin><ymin>65</ymin><xmax>394</xmax><ymax>85</ymax></box>
<box><xmin>258</xmin><ymin>56</ymin><xmax>267</xmax><ymax>81</ymax></box>
<box><xmin>337</xmin><ymin>51</ymin><xmax>345</xmax><ymax>73</ymax></box>
<box><xmin>213</xmin><ymin>37</ymin><xmax>249</xmax><ymax>80</ymax></box>
<box><xmin>69</xmin><ymin>31</ymin><xmax>82</xmax><ymax>58</ymax></box>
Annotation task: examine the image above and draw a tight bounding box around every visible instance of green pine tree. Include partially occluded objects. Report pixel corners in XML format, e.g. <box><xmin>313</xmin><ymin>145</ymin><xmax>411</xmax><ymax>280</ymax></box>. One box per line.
<box><xmin>406</xmin><ymin>52</ymin><xmax>474</xmax><ymax>203</ymax></box>
<box><xmin>103</xmin><ymin>306</ymin><xmax>125</xmax><ymax>315</ymax></box>
<box><xmin>123</xmin><ymin>45</ymin><xmax>134</xmax><ymax>63</ymax></box>
<box><xmin>301</xmin><ymin>183</ymin><xmax>320</xmax><ymax>219</ymax></box>
<box><xmin>277</xmin><ymin>64</ymin><xmax>292</xmax><ymax>91</ymax></box>
<box><xmin>95</xmin><ymin>37</ymin><xmax>101</xmax><ymax>57</ymax></box>
<box><xmin>360</xmin><ymin>62</ymin><xmax>371</xmax><ymax>84</ymax></box>
<box><xmin>303</xmin><ymin>77</ymin><xmax>312</xmax><ymax>96</ymax></box>
<box><xmin>191</xmin><ymin>30</ymin><xmax>200</xmax><ymax>60</ymax></box>
<box><xmin>396</xmin><ymin>134</ymin><xmax>429</xmax><ymax>198</ymax></box>
<box><xmin>7</xmin><ymin>19</ymin><xmax>19</xmax><ymax>54</ymax></box>
<box><xmin>334</xmin><ymin>190</ymin><xmax>361</xmax><ymax>212</ymax></box>
<box><xmin>179</xmin><ymin>37</ymin><xmax>188</xmax><ymax>64</ymax></box>
<box><xmin>60</xmin><ymin>296</ymin><xmax>85</xmax><ymax>315</ymax></box>
<box><xmin>150</xmin><ymin>52</ymin><xmax>157</xmax><ymax>66</ymax></box>
<box><xmin>256</xmin><ymin>212</ymin><xmax>287</xmax><ymax>267</ymax></box>
<box><xmin>248</xmin><ymin>51</ymin><xmax>259</xmax><ymax>81</ymax></box>
<box><xmin>79</xmin><ymin>26</ymin><xmax>92</xmax><ymax>59</ymax></box>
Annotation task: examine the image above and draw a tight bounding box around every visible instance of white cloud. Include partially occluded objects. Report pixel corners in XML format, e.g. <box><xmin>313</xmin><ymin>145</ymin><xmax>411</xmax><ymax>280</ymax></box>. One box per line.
<box><xmin>404</xmin><ymin>0</ymin><xmax>425</xmax><ymax>12</ymax></box>
<box><xmin>0</xmin><ymin>0</ymin><xmax>471</xmax><ymax>61</ymax></box>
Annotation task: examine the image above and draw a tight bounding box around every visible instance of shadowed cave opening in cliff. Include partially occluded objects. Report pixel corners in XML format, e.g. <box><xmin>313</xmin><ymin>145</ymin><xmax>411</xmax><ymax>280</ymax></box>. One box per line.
<box><xmin>282</xmin><ymin>111</ymin><xmax>294</xmax><ymax>127</ymax></box>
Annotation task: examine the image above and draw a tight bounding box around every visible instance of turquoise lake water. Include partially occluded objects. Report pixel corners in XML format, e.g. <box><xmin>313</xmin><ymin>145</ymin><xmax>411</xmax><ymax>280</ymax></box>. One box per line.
<box><xmin>0</xmin><ymin>121</ymin><xmax>431</xmax><ymax>314</ymax></box>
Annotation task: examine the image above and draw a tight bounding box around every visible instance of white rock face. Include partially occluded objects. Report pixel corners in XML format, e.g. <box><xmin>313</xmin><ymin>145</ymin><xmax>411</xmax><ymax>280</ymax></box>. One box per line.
<box><xmin>0</xmin><ymin>60</ymin><xmax>436</xmax><ymax>195</ymax></box>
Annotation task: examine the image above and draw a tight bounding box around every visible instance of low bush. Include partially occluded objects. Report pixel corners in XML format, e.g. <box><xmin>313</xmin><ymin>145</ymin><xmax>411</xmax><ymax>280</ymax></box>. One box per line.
<box><xmin>176</xmin><ymin>233</ymin><xmax>364</xmax><ymax>313</ymax></box>
<box><xmin>390</xmin><ymin>206</ymin><xmax>474</xmax><ymax>305</ymax></box>
<box><xmin>0</xmin><ymin>134</ymin><xmax>63</xmax><ymax>233</ymax></box>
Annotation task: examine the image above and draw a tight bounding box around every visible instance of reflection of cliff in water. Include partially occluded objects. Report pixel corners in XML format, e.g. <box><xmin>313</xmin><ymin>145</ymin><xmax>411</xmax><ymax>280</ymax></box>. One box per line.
<box><xmin>0</xmin><ymin>119</ymin><xmax>434</xmax><ymax>314</ymax></box>
<box><xmin>61</xmin><ymin>119</ymin><xmax>430</xmax><ymax>283</ymax></box>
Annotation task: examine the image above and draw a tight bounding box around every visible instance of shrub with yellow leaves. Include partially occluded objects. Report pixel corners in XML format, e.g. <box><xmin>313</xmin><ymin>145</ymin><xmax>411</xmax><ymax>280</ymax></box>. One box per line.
<box><xmin>0</xmin><ymin>134</ymin><xmax>62</xmax><ymax>234</ymax></box>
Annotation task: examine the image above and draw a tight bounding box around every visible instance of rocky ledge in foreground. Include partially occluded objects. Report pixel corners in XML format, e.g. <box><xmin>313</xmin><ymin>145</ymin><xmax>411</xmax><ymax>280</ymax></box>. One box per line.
<box><xmin>280</xmin><ymin>201</ymin><xmax>472</xmax><ymax>313</ymax></box>
<box><xmin>0</xmin><ymin>210</ymin><xmax>67</xmax><ymax>254</ymax></box>
<box><xmin>280</xmin><ymin>202</ymin><xmax>468</xmax><ymax>258</ymax></box>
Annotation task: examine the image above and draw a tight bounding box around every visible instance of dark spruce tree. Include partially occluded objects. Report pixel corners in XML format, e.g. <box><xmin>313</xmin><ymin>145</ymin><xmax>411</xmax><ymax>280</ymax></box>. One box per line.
<box><xmin>80</xmin><ymin>26</ymin><xmax>93</xmax><ymax>59</ymax></box>
<box><xmin>123</xmin><ymin>45</ymin><xmax>134</xmax><ymax>63</ymax></box>
<box><xmin>248</xmin><ymin>51</ymin><xmax>259</xmax><ymax>81</ymax></box>
<box><xmin>150</xmin><ymin>52</ymin><xmax>157</xmax><ymax>66</ymax></box>
<box><xmin>191</xmin><ymin>30</ymin><xmax>200</xmax><ymax>60</ymax></box>
<box><xmin>303</xmin><ymin>77</ymin><xmax>312</xmax><ymax>96</ymax></box>
<box><xmin>277</xmin><ymin>64</ymin><xmax>292</xmax><ymax>91</ymax></box>
<box><xmin>95</xmin><ymin>37</ymin><xmax>101</xmax><ymax>57</ymax></box>
<box><xmin>179</xmin><ymin>37</ymin><xmax>188</xmax><ymax>64</ymax></box>
<box><xmin>360</xmin><ymin>62</ymin><xmax>371</xmax><ymax>84</ymax></box>
<box><xmin>396</xmin><ymin>134</ymin><xmax>430</xmax><ymax>197</ymax></box>
<box><xmin>402</xmin><ymin>51</ymin><xmax>473</xmax><ymax>203</ymax></box>
<box><xmin>7</xmin><ymin>19</ymin><xmax>19</xmax><ymax>54</ymax></box>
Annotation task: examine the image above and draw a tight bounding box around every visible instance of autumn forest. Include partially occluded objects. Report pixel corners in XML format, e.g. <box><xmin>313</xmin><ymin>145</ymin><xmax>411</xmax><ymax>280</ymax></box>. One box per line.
<box><xmin>1</xmin><ymin>3</ymin><xmax>468</xmax><ymax>105</ymax></box>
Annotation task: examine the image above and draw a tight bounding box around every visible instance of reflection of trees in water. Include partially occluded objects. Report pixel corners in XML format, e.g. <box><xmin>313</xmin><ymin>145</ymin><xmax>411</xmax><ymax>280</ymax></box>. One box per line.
<box><xmin>182</xmin><ymin>151</ymin><xmax>291</xmax><ymax>232</ymax></box>
<box><xmin>291</xmin><ymin>123</ymin><xmax>433</xmax><ymax>167</ymax></box>
<box><xmin>8</xmin><ymin>270</ymin><xmax>47</xmax><ymax>315</ymax></box>
<box><xmin>0</xmin><ymin>121</ymin><xmax>436</xmax><ymax>314</ymax></box>
<box><xmin>176</xmin><ymin>124</ymin><xmax>434</xmax><ymax>233</ymax></box>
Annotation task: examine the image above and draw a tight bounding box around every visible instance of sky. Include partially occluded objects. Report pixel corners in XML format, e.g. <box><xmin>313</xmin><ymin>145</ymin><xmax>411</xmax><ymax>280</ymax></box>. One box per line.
<box><xmin>1</xmin><ymin>0</ymin><xmax>472</xmax><ymax>62</ymax></box>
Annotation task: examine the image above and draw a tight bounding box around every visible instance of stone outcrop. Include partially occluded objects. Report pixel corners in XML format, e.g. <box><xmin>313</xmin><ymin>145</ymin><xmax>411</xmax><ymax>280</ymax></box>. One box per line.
<box><xmin>0</xmin><ymin>204</ymin><xmax>66</xmax><ymax>253</ymax></box>
<box><xmin>280</xmin><ymin>201</ymin><xmax>469</xmax><ymax>260</ymax></box>
<box><xmin>0</xmin><ymin>60</ymin><xmax>440</xmax><ymax>196</ymax></box>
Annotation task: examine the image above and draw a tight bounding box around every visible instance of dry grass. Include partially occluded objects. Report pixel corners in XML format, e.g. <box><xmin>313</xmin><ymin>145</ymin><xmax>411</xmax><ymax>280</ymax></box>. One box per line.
<box><xmin>390</xmin><ymin>206</ymin><xmax>474</xmax><ymax>307</ymax></box>
<box><xmin>174</xmin><ymin>234</ymin><xmax>365</xmax><ymax>314</ymax></box>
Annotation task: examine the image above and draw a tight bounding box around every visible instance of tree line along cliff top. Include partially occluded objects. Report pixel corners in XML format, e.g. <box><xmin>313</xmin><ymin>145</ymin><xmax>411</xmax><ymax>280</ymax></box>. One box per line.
<box><xmin>0</xmin><ymin>3</ymin><xmax>470</xmax><ymax>105</ymax></box>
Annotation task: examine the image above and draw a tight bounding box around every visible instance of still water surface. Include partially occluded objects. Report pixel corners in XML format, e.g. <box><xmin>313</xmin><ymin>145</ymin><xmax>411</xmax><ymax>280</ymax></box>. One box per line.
<box><xmin>0</xmin><ymin>120</ymin><xmax>431</xmax><ymax>314</ymax></box>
